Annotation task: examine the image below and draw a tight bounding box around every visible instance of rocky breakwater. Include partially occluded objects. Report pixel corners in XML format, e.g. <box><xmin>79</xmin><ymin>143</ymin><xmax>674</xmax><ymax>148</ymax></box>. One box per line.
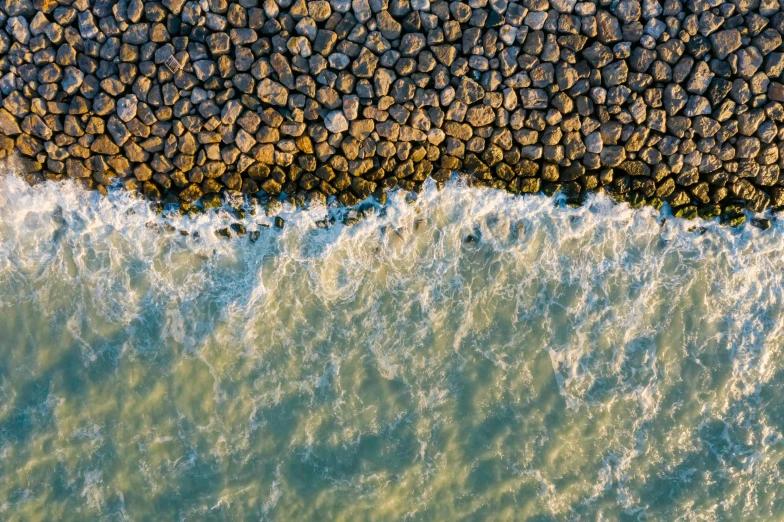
<box><xmin>1</xmin><ymin>0</ymin><xmax>784</xmax><ymax>222</ymax></box>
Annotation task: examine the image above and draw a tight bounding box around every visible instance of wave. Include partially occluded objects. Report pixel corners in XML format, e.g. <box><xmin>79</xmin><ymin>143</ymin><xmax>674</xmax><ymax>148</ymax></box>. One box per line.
<box><xmin>1</xmin><ymin>171</ymin><xmax>784</xmax><ymax>520</ymax></box>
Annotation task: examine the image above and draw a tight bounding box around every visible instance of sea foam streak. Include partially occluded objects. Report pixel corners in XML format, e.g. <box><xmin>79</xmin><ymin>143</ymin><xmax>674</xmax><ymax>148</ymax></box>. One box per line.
<box><xmin>1</xmin><ymin>172</ymin><xmax>784</xmax><ymax>520</ymax></box>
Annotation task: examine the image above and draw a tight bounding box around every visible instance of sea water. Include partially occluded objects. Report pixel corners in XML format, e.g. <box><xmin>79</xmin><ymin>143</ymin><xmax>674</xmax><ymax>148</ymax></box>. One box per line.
<box><xmin>1</xmin><ymin>171</ymin><xmax>784</xmax><ymax>521</ymax></box>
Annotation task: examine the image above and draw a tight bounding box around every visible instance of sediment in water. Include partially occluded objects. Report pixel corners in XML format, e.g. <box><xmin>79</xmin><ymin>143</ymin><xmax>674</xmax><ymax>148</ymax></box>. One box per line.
<box><xmin>1</xmin><ymin>0</ymin><xmax>784</xmax><ymax>226</ymax></box>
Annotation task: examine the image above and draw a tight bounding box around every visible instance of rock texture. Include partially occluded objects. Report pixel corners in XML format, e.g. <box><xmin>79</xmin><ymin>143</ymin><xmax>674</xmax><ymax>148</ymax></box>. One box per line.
<box><xmin>1</xmin><ymin>0</ymin><xmax>784</xmax><ymax>224</ymax></box>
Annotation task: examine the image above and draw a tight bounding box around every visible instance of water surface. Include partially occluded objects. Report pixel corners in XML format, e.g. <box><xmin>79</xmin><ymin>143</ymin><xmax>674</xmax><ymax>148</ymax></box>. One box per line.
<box><xmin>1</xmin><ymin>173</ymin><xmax>783</xmax><ymax>520</ymax></box>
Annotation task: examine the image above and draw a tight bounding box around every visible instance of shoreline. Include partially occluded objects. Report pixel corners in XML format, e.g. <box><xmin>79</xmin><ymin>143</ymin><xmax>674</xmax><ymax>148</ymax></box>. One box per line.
<box><xmin>1</xmin><ymin>164</ymin><xmax>774</xmax><ymax>235</ymax></box>
<box><xmin>1</xmin><ymin>0</ymin><xmax>783</xmax><ymax>229</ymax></box>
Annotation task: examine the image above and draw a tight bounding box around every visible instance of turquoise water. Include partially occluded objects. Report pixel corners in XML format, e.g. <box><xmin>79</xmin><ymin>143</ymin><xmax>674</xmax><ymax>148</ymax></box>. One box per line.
<box><xmin>1</xmin><ymin>172</ymin><xmax>784</xmax><ymax>520</ymax></box>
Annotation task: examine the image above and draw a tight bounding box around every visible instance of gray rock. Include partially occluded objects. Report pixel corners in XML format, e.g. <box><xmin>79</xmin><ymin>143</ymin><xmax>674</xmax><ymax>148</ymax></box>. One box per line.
<box><xmin>258</xmin><ymin>79</ymin><xmax>289</xmax><ymax>105</ymax></box>
<box><xmin>737</xmin><ymin>47</ymin><xmax>763</xmax><ymax>79</ymax></box>
<box><xmin>77</xmin><ymin>11</ymin><xmax>99</xmax><ymax>39</ymax></box>
<box><xmin>600</xmin><ymin>145</ymin><xmax>626</xmax><ymax>166</ymax></box>
<box><xmin>377</xmin><ymin>10</ymin><xmax>402</xmax><ymax>39</ymax></box>
<box><xmin>551</xmin><ymin>0</ymin><xmax>578</xmax><ymax>12</ymax></box>
<box><xmin>685</xmin><ymin>61</ymin><xmax>713</xmax><ymax>94</ymax></box>
<box><xmin>329</xmin><ymin>52</ymin><xmax>351</xmax><ymax>69</ymax></box>
<box><xmin>465</xmin><ymin>105</ymin><xmax>496</xmax><ymax>126</ymax></box>
<box><xmin>524</xmin><ymin>11</ymin><xmax>547</xmax><ymax>30</ymax></box>
<box><xmin>325</xmin><ymin>110</ymin><xmax>349</xmax><ymax>133</ymax></box>
<box><xmin>400</xmin><ymin>33</ymin><xmax>426</xmax><ymax>56</ymax></box>
<box><xmin>456</xmin><ymin>77</ymin><xmax>485</xmax><ymax>104</ymax></box>
<box><xmin>117</xmin><ymin>95</ymin><xmax>138</xmax><ymax>123</ymax></box>
<box><xmin>596</xmin><ymin>11</ymin><xmax>622</xmax><ymax>43</ymax></box>
<box><xmin>520</xmin><ymin>89</ymin><xmax>548</xmax><ymax>109</ymax></box>
<box><xmin>683</xmin><ymin>95</ymin><xmax>711</xmax><ymax>117</ymax></box>
<box><xmin>663</xmin><ymin>84</ymin><xmax>688</xmax><ymax>115</ymax></box>
<box><xmin>6</xmin><ymin>16</ymin><xmax>30</xmax><ymax>44</ymax></box>
<box><xmin>352</xmin><ymin>0</ymin><xmax>372</xmax><ymax>22</ymax></box>
<box><xmin>352</xmin><ymin>47</ymin><xmax>378</xmax><ymax>77</ymax></box>
<box><xmin>231</xmin><ymin>29</ymin><xmax>258</xmax><ymax>45</ymax></box>
<box><xmin>193</xmin><ymin>60</ymin><xmax>216</xmax><ymax>81</ymax></box>
<box><xmin>602</xmin><ymin>61</ymin><xmax>628</xmax><ymax>87</ymax></box>
<box><xmin>709</xmin><ymin>29</ymin><xmax>742</xmax><ymax>60</ymax></box>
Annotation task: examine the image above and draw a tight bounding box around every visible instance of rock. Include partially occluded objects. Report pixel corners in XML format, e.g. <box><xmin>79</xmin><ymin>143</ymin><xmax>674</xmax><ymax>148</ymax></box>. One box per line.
<box><xmin>736</xmin><ymin>137</ymin><xmax>761</xmax><ymax>159</ymax></box>
<box><xmin>325</xmin><ymin>110</ymin><xmax>349</xmax><ymax>133</ymax></box>
<box><xmin>207</xmin><ymin>33</ymin><xmax>231</xmax><ymax>55</ymax></box>
<box><xmin>596</xmin><ymin>11</ymin><xmax>623</xmax><ymax>43</ymax></box>
<box><xmin>309</xmin><ymin>1</ymin><xmax>332</xmax><ymax>21</ymax></box>
<box><xmin>551</xmin><ymin>0</ymin><xmax>578</xmax><ymax>12</ymax></box>
<box><xmin>585</xmin><ymin>132</ymin><xmax>603</xmax><ymax>153</ymax></box>
<box><xmin>353</xmin><ymin>47</ymin><xmax>378</xmax><ymax>77</ymax></box>
<box><xmin>710</xmin><ymin>29</ymin><xmax>742</xmax><ymax>60</ymax></box>
<box><xmin>258</xmin><ymin>79</ymin><xmax>289</xmax><ymax>105</ymax></box>
<box><xmin>520</xmin><ymin>89</ymin><xmax>548</xmax><ymax>109</ymax></box>
<box><xmin>601</xmin><ymin>146</ymin><xmax>626</xmax><ymax>166</ymax></box>
<box><xmin>664</xmin><ymin>84</ymin><xmax>688</xmax><ymax>115</ymax></box>
<box><xmin>602</xmin><ymin>61</ymin><xmax>628</xmax><ymax>87</ymax></box>
<box><xmin>465</xmin><ymin>106</ymin><xmax>496</xmax><ymax>126</ymax></box>
<box><xmin>193</xmin><ymin>60</ymin><xmax>216</xmax><ymax>81</ymax></box>
<box><xmin>683</xmin><ymin>96</ymin><xmax>711</xmax><ymax>117</ymax></box>
<box><xmin>61</xmin><ymin>67</ymin><xmax>84</xmax><ymax>94</ymax></box>
<box><xmin>353</xmin><ymin>0</ymin><xmax>372</xmax><ymax>22</ymax></box>
<box><xmin>456</xmin><ymin>77</ymin><xmax>485</xmax><ymax>104</ymax></box>
<box><xmin>400</xmin><ymin>33</ymin><xmax>426</xmax><ymax>56</ymax></box>
<box><xmin>7</xmin><ymin>16</ymin><xmax>30</xmax><ymax>44</ymax></box>
<box><xmin>329</xmin><ymin>53</ymin><xmax>351</xmax><ymax>70</ymax></box>
<box><xmin>737</xmin><ymin>47</ymin><xmax>763</xmax><ymax>78</ymax></box>
<box><xmin>432</xmin><ymin>45</ymin><xmax>457</xmax><ymax>66</ymax></box>
<box><xmin>377</xmin><ymin>10</ymin><xmax>402</xmax><ymax>39</ymax></box>
<box><xmin>0</xmin><ymin>108</ymin><xmax>21</xmax><ymax>135</ymax></box>
<box><xmin>117</xmin><ymin>95</ymin><xmax>138</xmax><ymax>122</ymax></box>
<box><xmin>524</xmin><ymin>11</ymin><xmax>547</xmax><ymax>30</ymax></box>
<box><xmin>287</xmin><ymin>36</ymin><xmax>312</xmax><ymax>57</ymax></box>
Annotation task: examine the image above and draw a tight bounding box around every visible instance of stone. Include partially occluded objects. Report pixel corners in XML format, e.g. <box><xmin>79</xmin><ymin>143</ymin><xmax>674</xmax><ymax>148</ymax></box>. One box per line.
<box><xmin>736</xmin><ymin>137</ymin><xmax>761</xmax><ymax>159</ymax></box>
<box><xmin>7</xmin><ymin>16</ymin><xmax>30</xmax><ymax>44</ymax></box>
<box><xmin>709</xmin><ymin>29</ymin><xmax>742</xmax><ymax>60</ymax></box>
<box><xmin>551</xmin><ymin>0</ymin><xmax>578</xmax><ymax>12</ymax></box>
<box><xmin>456</xmin><ymin>77</ymin><xmax>485</xmax><ymax>104</ymax></box>
<box><xmin>596</xmin><ymin>11</ymin><xmax>623</xmax><ymax>43</ymax></box>
<box><xmin>325</xmin><ymin>110</ymin><xmax>349</xmax><ymax>133</ymax></box>
<box><xmin>353</xmin><ymin>47</ymin><xmax>379</xmax><ymax>77</ymax></box>
<box><xmin>287</xmin><ymin>36</ymin><xmax>312</xmax><ymax>57</ymax></box>
<box><xmin>432</xmin><ymin>45</ymin><xmax>457</xmax><ymax>66</ymax></box>
<box><xmin>0</xmin><ymin>0</ymin><xmax>777</xmax><ymax>219</ymax></box>
<box><xmin>400</xmin><ymin>33</ymin><xmax>426</xmax><ymax>56</ymax></box>
<box><xmin>0</xmin><ymin>109</ymin><xmax>21</xmax><ymax>135</ymax></box>
<box><xmin>258</xmin><ymin>79</ymin><xmax>289</xmax><ymax>105</ymax></box>
<box><xmin>602</xmin><ymin>61</ymin><xmax>628</xmax><ymax>87</ymax></box>
<box><xmin>520</xmin><ymin>89</ymin><xmax>548</xmax><ymax>109</ymax></box>
<box><xmin>585</xmin><ymin>132</ymin><xmax>603</xmax><ymax>153</ymax></box>
<box><xmin>377</xmin><ymin>10</ymin><xmax>402</xmax><ymax>39</ymax></box>
<box><xmin>737</xmin><ymin>47</ymin><xmax>763</xmax><ymax>79</ymax></box>
<box><xmin>309</xmin><ymin>0</ymin><xmax>332</xmax><ymax>21</ymax></box>
<box><xmin>465</xmin><ymin>105</ymin><xmax>496</xmax><ymax>126</ymax></box>
<box><xmin>62</xmin><ymin>67</ymin><xmax>84</xmax><ymax>94</ymax></box>
<box><xmin>193</xmin><ymin>60</ymin><xmax>217</xmax><ymax>81</ymax></box>
<box><xmin>117</xmin><ymin>95</ymin><xmax>138</xmax><ymax>122</ymax></box>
